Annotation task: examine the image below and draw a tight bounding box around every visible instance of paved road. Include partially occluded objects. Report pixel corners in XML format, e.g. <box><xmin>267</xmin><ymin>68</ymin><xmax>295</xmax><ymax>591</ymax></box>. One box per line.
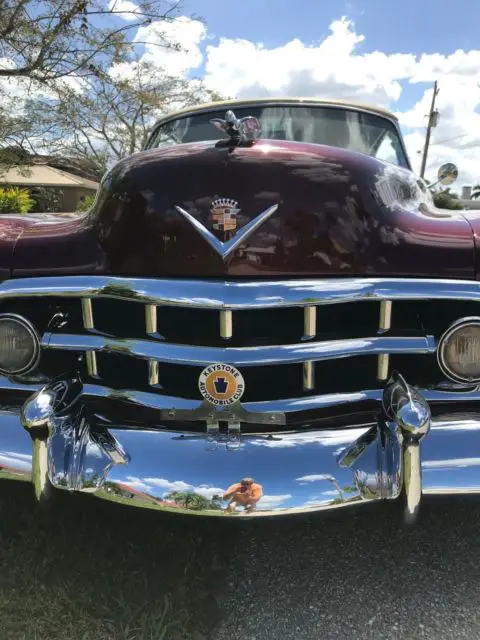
<box><xmin>213</xmin><ymin>498</ymin><xmax>480</xmax><ymax>640</ymax></box>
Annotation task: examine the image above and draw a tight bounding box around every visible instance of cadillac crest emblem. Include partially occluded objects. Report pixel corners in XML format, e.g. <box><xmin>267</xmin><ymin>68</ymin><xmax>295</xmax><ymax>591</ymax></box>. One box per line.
<box><xmin>210</xmin><ymin>198</ymin><xmax>240</xmax><ymax>232</ymax></box>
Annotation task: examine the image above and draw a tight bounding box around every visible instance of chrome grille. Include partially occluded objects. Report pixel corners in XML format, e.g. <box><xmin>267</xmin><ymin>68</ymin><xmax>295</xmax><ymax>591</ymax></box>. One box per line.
<box><xmin>2</xmin><ymin>276</ymin><xmax>480</xmax><ymax>417</ymax></box>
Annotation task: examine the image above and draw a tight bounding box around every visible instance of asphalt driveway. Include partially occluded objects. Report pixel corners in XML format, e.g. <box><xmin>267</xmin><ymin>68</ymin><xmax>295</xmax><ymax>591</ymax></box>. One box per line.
<box><xmin>1</xmin><ymin>482</ymin><xmax>479</xmax><ymax>639</ymax></box>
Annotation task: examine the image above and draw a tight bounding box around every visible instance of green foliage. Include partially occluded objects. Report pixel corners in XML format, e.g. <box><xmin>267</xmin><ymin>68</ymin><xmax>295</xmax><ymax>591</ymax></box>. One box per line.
<box><xmin>0</xmin><ymin>186</ymin><xmax>34</xmax><ymax>213</ymax></box>
<box><xmin>29</xmin><ymin>186</ymin><xmax>63</xmax><ymax>213</ymax></box>
<box><xmin>432</xmin><ymin>188</ymin><xmax>464</xmax><ymax>210</ymax></box>
<box><xmin>77</xmin><ymin>193</ymin><xmax>96</xmax><ymax>212</ymax></box>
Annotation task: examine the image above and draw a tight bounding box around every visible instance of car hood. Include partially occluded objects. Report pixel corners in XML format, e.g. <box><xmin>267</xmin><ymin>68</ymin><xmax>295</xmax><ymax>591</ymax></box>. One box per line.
<box><xmin>7</xmin><ymin>141</ymin><xmax>477</xmax><ymax>279</ymax></box>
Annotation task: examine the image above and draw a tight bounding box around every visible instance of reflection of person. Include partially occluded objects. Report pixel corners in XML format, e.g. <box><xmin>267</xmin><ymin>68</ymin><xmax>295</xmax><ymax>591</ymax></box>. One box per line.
<box><xmin>223</xmin><ymin>477</ymin><xmax>263</xmax><ymax>513</ymax></box>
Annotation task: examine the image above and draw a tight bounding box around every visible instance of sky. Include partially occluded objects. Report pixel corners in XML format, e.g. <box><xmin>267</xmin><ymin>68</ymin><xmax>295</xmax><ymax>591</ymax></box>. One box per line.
<box><xmin>119</xmin><ymin>0</ymin><xmax>480</xmax><ymax>188</ymax></box>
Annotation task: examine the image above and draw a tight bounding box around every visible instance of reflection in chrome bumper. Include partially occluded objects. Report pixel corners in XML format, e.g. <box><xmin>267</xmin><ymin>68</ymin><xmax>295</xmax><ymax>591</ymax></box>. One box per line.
<box><xmin>1</xmin><ymin>377</ymin><xmax>480</xmax><ymax>517</ymax></box>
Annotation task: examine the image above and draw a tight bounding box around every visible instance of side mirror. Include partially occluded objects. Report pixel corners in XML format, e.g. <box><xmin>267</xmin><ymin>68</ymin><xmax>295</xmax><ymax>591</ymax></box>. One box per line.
<box><xmin>437</xmin><ymin>163</ymin><xmax>458</xmax><ymax>186</ymax></box>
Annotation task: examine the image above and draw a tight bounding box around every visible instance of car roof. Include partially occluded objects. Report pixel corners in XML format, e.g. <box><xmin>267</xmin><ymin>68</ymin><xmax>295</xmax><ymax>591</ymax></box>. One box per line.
<box><xmin>153</xmin><ymin>97</ymin><xmax>398</xmax><ymax>127</ymax></box>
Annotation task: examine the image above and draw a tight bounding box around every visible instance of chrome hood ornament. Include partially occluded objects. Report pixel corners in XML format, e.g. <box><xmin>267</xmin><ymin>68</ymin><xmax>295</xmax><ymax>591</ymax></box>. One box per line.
<box><xmin>175</xmin><ymin>200</ymin><xmax>279</xmax><ymax>260</ymax></box>
<box><xmin>210</xmin><ymin>109</ymin><xmax>261</xmax><ymax>144</ymax></box>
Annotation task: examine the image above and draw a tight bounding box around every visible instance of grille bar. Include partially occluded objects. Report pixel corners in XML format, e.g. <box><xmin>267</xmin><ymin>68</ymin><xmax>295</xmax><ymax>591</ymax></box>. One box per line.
<box><xmin>43</xmin><ymin>332</ymin><xmax>436</xmax><ymax>366</ymax></box>
<box><xmin>3</xmin><ymin>276</ymin><xmax>480</xmax><ymax>308</ymax></box>
<box><xmin>0</xmin><ymin>376</ymin><xmax>479</xmax><ymax>416</ymax></box>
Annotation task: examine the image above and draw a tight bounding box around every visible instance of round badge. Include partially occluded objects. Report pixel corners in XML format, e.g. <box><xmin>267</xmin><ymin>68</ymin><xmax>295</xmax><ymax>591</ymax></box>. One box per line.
<box><xmin>198</xmin><ymin>363</ymin><xmax>245</xmax><ymax>406</ymax></box>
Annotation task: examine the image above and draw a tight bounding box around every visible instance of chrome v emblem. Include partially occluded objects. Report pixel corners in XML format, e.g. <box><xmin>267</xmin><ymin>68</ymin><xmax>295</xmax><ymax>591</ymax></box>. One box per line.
<box><xmin>174</xmin><ymin>204</ymin><xmax>279</xmax><ymax>260</ymax></box>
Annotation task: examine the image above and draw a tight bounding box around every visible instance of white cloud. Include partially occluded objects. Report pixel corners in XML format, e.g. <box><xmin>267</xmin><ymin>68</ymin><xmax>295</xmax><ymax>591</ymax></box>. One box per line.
<box><xmin>251</xmin><ymin>429</ymin><xmax>367</xmax><ymax>448</ymax></box>
<box><xmin>143</xmin><ymin>476</ymin><xmax>223</xmax><ymax>498</ymax></box>
<box><xmin>296</xmin><ymin>474</ymin><xmax>337</xmax><ymax>483</ymax></box>
<box><xmin>423</xmin><ymin>457</ymin><xmax>480</xmax><ymax>469</ymax></box>
<box><xmin>134</xmin><ymin>16</ymin><xmax>206</xmax><ymax>76</ymax></box>
<box><xmin>203</xmin><ymin>18</ymin><xmax>415</xmax><ymax>104</ymax></box>
<box><xmin>121</xmin><ymin>475</ymin><xmax>152</xmax><ymax>492</ymax></box>
<box><xmin>259</xmin><ymin>494</ymin><xmax>292</xmax><ymax>509</ymax></box>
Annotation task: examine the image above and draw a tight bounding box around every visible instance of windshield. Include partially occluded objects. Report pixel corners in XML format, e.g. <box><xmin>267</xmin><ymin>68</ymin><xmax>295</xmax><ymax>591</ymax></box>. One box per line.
<box><xmin>147</xmin><ymin>105</ymin><xmax>409</xmax><ymax>168</ymax></box>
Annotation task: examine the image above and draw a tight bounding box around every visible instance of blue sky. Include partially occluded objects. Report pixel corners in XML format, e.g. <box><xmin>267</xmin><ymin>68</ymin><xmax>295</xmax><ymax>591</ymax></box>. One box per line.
<box><xmin>187</xmin><ymin>0</ymin><xmax>480</xmax><ymax>54</ymax></box>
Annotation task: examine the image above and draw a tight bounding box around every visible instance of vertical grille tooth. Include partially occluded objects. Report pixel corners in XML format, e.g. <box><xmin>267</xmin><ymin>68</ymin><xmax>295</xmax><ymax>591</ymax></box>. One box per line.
<box><xmin>145</xmin><ymin>305</ymin><xmax>159</xmax><ymax>384</ymax></box>
<box><xmin>145</xmin><ymin>305</ymin><xmax>157</xmax><ymax>335</ymax></box>
<box><xmin>81</xmin><ymin>298</ymin><xmax>98</xmax><ymax>376</ymax></box>
<box><xmin>220</xmin><ymin>310</ymin><xmax>233</xmax><ymax>339</ymax></box>
<box><xmin>303</xmin><ymin>306</ymin><xmax>316</xmax><ymax>339</ymax></box>
<box><xmin>148</xmin><ymin>360</ymin><xmax>159</xmax><ymax>386</ymax></box>
<box><xmin>377</xmin><ymin>300</ymin><xmax>392</xmax><ymax>381</ymax></box>
<box><xmin>303</xmin><ymin>306</ymin><xmax>316</xmax><ymax>390</ymax></box>
<box><xmin>303</xmin><ymin>361</ymin><xmax>315</xmax><ymax>391</ymax></box>
<box><xmin>85</xmin><ymin>351</ymin><xmax>98</xmax><ymax>377</ymax></box>
<box><xmin>81</xmin><ymin>298</ymin><xmax>94</xmax><ymax>329</ymax></box>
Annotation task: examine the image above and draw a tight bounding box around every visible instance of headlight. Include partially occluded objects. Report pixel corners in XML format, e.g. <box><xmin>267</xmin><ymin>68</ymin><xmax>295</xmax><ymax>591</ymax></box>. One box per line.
<box><xmin>0</xmin><ymin>314</ymin><xmax>40</xmax><ymax>375</ymax></box>
<box><xmin>437</xmin><ymin>318</ymin><xmax>480</xmax><ymax>383</ymax></box>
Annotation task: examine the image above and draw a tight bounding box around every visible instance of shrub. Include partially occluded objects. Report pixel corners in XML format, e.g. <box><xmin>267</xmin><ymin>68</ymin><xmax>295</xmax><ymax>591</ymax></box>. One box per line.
<box><xmin>0</xmin><ymin>187</ymin><xmax>34</xmax><ymax>214</ymax></box>
<box><xmin>77</xmin><ymin>193</ymin><xmax>96</xmax><ymax>212</ymax></box>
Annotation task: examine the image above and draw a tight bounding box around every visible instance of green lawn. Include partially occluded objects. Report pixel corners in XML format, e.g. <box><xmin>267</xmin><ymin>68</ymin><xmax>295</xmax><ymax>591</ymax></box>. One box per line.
<box><xmin>0</xmin><ymin>481</ymin><xmax>234</xmax><ymax>640</ymax></box>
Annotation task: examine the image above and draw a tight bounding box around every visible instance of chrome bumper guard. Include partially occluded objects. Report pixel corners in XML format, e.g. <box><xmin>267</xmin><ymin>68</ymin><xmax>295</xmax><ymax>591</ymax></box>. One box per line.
<box><xmin>0</xmin><ymin>372</ymin><xmax>478</xmax><ymax>519</ymax></box>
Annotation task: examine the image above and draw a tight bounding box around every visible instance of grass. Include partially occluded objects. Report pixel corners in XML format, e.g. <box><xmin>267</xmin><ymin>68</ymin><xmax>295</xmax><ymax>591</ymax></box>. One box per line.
<box><xmin>0</xmin><ymin>481</ymin><xmax>234</xmax><ymax>640</ymax></box>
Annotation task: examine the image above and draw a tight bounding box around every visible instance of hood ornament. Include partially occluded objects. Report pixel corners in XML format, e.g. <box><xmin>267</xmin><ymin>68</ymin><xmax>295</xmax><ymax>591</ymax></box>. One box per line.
<box><xmin>210</xmin><ymin>110</ymin><xmax>261</xmax><ymax>145</ymax></box>
<box><xmin>175</xmin><ymin>199</ymin><xmax>278</xmax><ymax>260</ymax></box>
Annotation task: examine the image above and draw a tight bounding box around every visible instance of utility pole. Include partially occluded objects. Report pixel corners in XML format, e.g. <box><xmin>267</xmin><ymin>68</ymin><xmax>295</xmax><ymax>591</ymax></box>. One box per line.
<box><xmin>419</xmin><ymin>80</ymin><xmax>439</xmax><ymax>179</ymax></box>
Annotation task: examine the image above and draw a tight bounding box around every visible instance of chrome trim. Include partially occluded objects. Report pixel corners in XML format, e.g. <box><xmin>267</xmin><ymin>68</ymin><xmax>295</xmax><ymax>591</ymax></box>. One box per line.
<box><xmin>174</xmin><ymin>204</ymin><xmax>279</xmax><ymax>261</ymax></box>
<box><xmin>0</xmin><ymin>313</ymin><xmax>41</xmax><ymax>375</ymax></box>
<box><xmin>42</xmin><ymin>333</ymin><xmax>436</xmax><ymax>366</ymax></box>
<box><xmin>1</xmin><ymin>276</ymin><xmax>480</xmax><ymax>309</ymax></box>
<box><xmin>220</xmin><ymin>310</ymin><xmax>233</xmax><ymax>339</ymax></box>
<box><xmin>437</xmin><ymin>317</ymin><xmax>480</xmax><ymax>384</ymax></box>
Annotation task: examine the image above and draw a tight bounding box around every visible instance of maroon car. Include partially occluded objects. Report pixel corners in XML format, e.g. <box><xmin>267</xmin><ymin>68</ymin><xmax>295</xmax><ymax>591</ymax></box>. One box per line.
<box><xmin>1</xmin><ymin>97</ymin><xmax>478</xmax><ymax>518</ymax></box>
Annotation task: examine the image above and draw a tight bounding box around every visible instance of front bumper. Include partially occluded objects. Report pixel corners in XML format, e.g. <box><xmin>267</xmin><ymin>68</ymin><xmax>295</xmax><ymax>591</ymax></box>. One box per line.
<box><xmin>1</xmin><ymin>374</ymin><xmax>480</xmax><ymax>519</ymax></box>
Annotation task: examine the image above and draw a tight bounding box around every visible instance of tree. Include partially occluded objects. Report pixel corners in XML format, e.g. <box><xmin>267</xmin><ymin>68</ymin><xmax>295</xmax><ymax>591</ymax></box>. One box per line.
<box><xmin>23</xmin><ymin>58</ymin><xmax>219</xmax><ymax>175</ymax></box>
<box><xmin>472</xmin><ymin>184</ymin><xmax>480</xmax><ymax>200</ymax></box>
<box><xmin>0</xmin><ymin>0</ymin><xmax>183</xmax><ymax>83</ymax></box>
<box><xmin>165</xmin><ymin>491</ymin><xmax>221</xmax><ymax>511</ymax></box>
<box><xmin>432</xmin><ymin>187</ymin><xmax>464</xmax><ymax>210</ymax></box>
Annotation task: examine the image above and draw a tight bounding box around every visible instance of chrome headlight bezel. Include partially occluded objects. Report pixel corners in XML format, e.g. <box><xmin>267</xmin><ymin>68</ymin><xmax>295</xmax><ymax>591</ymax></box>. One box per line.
<box><xmin>0</xmin><ymin>313</ymin><xmax>41</xmax><ymax>376</ymax></box>
<box><xmin>437</xmin><ymin>317</ymin><xmax>480</xmax><ymax>384</ymax></box>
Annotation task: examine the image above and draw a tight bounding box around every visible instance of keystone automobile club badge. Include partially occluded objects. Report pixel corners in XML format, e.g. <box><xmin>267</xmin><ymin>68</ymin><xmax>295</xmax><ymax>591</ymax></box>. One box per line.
<box><xmin>198</xmin><ymin>364</ymin><xmax>245</xmax><ymax>406</ymax></box>
<box><xmin>210</xmin><ymin>198</ymin><xmax>240</xmax><ymax>232</ymax></box>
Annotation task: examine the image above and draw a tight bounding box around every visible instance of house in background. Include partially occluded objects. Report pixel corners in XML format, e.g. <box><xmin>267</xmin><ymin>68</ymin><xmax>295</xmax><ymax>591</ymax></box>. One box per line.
<box><xmin>0</xmin><ymin>164</ymin><xmax>99</xmax><ymax>212</ymax></box>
